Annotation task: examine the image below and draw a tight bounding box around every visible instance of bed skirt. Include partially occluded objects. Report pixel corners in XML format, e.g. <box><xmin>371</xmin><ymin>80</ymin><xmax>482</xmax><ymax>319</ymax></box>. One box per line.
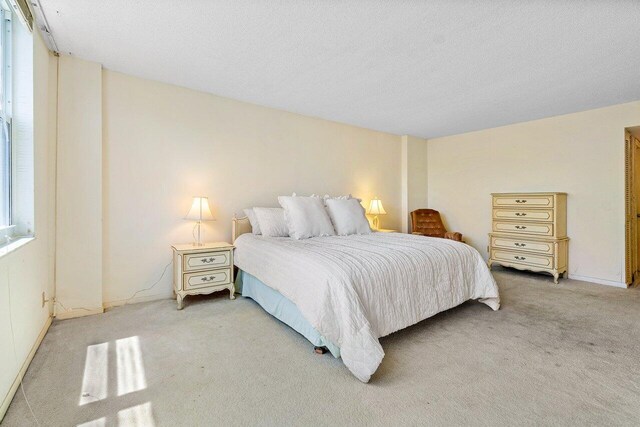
<box><xmin>235</xmin><ymin>270</ymin><xmax>340</xmax><ymax>358</ymax></box>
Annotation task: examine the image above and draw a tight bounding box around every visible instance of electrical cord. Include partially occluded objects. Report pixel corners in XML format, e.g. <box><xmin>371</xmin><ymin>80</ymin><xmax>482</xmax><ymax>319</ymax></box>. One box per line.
<box><xmin>117</xmin><ymin>260</ymin><xmax>173</xmax><ymax>307</ymax></box>
<box><xmin>53</xmin><ymin>300</ymin><xmax>97</xmax><ymax>313</ymax></box>
<box><xmin>6</xmin><ymin>270</ymin><xmax>42</xmax><ymax>426</ymax></box>
<box><xmin>7</xmin><ymin>258</ymin><xmax>173</xmax><ymax>424</ymax></box>
<box><xmin>54</xmin><ymin>259</ymin><xmax>173</xmax><ymax>314</ymax></box>
<box><xmin>192</xmin><ymin>223</ymin><xmax>198</xmax><ymax>243</ymax></box>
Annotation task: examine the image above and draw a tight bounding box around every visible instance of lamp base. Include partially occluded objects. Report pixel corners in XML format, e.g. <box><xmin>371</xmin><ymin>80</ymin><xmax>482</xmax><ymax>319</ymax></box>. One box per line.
<box><xmin>373</xmin><ymin>216</ymin><xmax>380</xmax><ymax>230</ymax></box>
<box><xmin>192</xmin><ymin>221</ymin><xmax>204</xmax><ymax>246</ymax></box>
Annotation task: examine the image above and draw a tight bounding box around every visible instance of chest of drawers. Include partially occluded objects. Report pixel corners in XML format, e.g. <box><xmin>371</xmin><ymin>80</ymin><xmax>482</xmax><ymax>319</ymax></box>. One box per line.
<box><xmin>172</xmin><ymin>242</ymin><xmax>235</xmax><ymax>309</ymax></box>
<box><xmin>488</xmin><ymin>192</ymin><xmax>568</xmax><ymax>283</ymax></box>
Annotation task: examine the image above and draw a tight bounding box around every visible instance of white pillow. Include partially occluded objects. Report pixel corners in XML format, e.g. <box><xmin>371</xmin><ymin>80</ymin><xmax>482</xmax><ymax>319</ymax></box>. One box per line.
<box><xmin>243</xmin><ymin>208</ymin><xmax>261</xmax><ymax>235</ymax></box>
<box><xmin>253</xmin><ymin>208</ymin><xmax>289</xmax><ymax>237</ymax></box>
<box><xmin>325</xmin><ymin>198</ymin><xmax>372</xmax><ymax>236</ymax></box>
<box><xmin>278</xmin><ymin>195</ymin><xmax>336</xmax><ymax>239</ymax></box>
<box><xmin>322</xmin><ymin>194</ymin><xmax>352</xmax><ymax>205</ymax></box>
<box><xmin>323</xmin><ymin>194</ymin><xmax>363</xmax><ymax>204</ymax></box>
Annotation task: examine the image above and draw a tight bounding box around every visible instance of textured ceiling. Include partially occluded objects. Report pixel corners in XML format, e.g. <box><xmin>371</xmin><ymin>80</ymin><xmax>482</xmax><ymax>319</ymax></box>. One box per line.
<box><xmin>37</xmin><ymin>0</ymin><xmax>640</xmax><ymax>138</ymax></box>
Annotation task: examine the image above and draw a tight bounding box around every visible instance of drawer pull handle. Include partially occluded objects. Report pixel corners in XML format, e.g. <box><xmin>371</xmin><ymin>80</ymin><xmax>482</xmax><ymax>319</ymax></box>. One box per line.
<box><xmin>515</xmin><ymin>212</ymin><xmax>527</xmax><ymax>216</ymax></box>
<box><xmin>515</xmin><ymin>199</ymin><xmax>527</xmax><ymax>203</ymax></box>
<box><xmin>200</xmin><ymin>275</ymin><xmax>218</xmax><ymax>282</ymax></box>
<box><xmin>514</xmin><ymin>243</ymin><xmax>526</xmax><ymax>247</ymax></box>
<box><xmin>515</xmin><ymin>225</ymin><xmax>527</xmax><ymax>229</ymax></box>
<box><xmin>514</xmin><ymin>256</ymin><xmax>526</xmax><ymax>261</ymax></box>
<box><xmin>201</xmin><ymin>257</ymin><xmax>218</xmax><ymax>264</ymax></box>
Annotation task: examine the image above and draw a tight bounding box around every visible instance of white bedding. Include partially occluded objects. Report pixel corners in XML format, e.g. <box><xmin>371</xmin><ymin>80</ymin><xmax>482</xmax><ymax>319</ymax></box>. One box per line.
<box><xmin>233</xmin><ymin>232</ymin><xmax>500</xmax><ymax>382</ymax></box>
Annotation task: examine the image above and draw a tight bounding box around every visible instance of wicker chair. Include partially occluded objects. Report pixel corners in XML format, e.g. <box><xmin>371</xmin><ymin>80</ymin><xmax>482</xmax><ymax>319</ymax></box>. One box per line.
<box><xmin>410</xmin><ymin>209</ymin><xmax>463</xmax><ymax>242</ymax></box>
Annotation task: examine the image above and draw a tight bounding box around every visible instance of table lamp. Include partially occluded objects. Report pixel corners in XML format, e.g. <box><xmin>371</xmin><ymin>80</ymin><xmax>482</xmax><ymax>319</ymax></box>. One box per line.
<box><xmin>366</xmin><ymin>197</ymin><xmax>386</xmax><ymax>230</ymax></box>
<box><xmin>185</xmin><ymin>196</ymin><xmax>215</xmax><ymax>246</ymax></box>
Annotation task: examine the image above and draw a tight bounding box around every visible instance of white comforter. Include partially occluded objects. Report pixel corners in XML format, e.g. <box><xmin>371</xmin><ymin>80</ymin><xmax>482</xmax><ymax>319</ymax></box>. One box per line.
<box><xmin>233</xmin><ymin>232</ymin><xmax>500</xmax><ymax>382</ymax></box>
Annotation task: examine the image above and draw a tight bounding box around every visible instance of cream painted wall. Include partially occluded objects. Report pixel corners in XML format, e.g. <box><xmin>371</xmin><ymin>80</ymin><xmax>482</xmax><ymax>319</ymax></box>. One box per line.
<box><xmin>405</xmin><ymin>136</ymin><xmax>428</xmax><ymax>232</ymax></box>
<box><xmin>0</xmin><ymin>29</ymin><xmax>56</xmax><ymax>419</ymax></box>
<box><xmin>102</xmin><ymin>70</ymin><xmax>401</xmax><ymax>305</ymax></box>
<box><xmin>55</xmin><ymin>56</ymin><xmax>103</xmax><ymax>318</ymax></box>
<box><xmin>426</xmin><ymin>101</ymin><xmax>640</xmax><ymax>286</ymax></box>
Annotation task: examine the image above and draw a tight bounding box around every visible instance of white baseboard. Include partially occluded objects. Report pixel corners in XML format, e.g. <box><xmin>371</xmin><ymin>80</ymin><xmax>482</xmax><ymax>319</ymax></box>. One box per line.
<box><xmin>0</xmin><ymin>316</ymin><xmax>52</xmax><ymax>422</ymax></box>
<box><xmin>103</xmin><ymin>291</ymin><xmax>172</xmax><ymax>309</ymax></box>
<box><xmin>54</xmin><ymin>306</ymin><xmax>104</xmax><ymax>320</ymax></box>
<box><xmin>568</xmin><ymin>274</ymin><xmax>628</xmax><ymax>288</ymax></box>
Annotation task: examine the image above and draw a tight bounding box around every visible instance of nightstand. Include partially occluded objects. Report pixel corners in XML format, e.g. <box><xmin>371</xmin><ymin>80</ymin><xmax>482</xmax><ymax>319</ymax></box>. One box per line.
<box><xmin>171</xmin><ymin>242</ymin><xmax>235</xmax><ymax>310</ymax></box>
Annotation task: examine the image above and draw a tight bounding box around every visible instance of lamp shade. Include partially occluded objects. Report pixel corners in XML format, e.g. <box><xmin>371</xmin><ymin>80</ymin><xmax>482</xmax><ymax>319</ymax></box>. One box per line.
<box><xmin>185</xmin><ymin>196</ymin><xmax>215</xmax><ymax>221</ymax></box>
<box><xmin>366</xmin><ymin>197</ymin><xmax>387</xmax><ymax>215</ymax></box>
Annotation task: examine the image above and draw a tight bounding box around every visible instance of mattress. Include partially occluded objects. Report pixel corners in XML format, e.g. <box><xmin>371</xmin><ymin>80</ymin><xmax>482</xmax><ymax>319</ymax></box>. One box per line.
<box><xmin>236</xmin><ymin>270</ymin><xmax>340</xmax><ymax>357</ymax></box>
<box><xmin>234</xmin><ymin>232</ymin><xmax>500</xmax><ymax>382</ymax></box>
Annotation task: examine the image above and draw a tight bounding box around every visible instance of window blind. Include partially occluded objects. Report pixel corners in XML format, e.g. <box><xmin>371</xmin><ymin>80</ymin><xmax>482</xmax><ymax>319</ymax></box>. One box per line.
<box><xmin>8</xmin><ymin>0</ymin><xmax>31</xmax><ymax>31</ymax></box>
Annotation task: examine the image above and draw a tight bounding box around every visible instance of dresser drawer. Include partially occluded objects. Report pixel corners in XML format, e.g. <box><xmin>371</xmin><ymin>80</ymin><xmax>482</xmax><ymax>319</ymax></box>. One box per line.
<box><xmin>490</xmin><ymin>236</ymin><xmax>554</xmax><ymax>255</ymax></box>
<box><xmin>493</xmin><ymin>209</ymin><xmax>553</xmax><ymax>222</ymax></box>
<box><xmin>492</xmin><ymin>249</ymin><xmax>554</xmax><ymax>269</ymax></box>
<box><xmin>184</xmin><ymin>268</ymin><xmax>232</xmax><ymax>290</ymax></box>
<box><xmin>493</xmin><ymin>195</ymin><xmax>554</xmax><ymax>208</ymax></box>
<box><xmin>493</xmin><ymin>221</ymin><xmax>553</xmax><ymax>236</ymax></box>
<box><xmin>183</xmin><ymin>250</ymin><xmax>231</xmax><ymax>272</ymax></box>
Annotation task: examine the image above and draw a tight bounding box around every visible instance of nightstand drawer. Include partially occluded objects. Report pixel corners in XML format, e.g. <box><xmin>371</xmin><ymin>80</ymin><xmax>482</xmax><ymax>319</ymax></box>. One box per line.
<box><xmin>184</xmin><ymin>268</ymin><xmax>232</xmax><ymax>290</ymax></box>
<box><xmin>183</xmin><ymin>251</ymin><xmax>231</xmax><ymax>272</ymax></box>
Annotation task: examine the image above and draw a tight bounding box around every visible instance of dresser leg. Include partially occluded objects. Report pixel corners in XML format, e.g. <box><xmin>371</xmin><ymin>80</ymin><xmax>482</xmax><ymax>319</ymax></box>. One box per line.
<box><xmin>553</xmin><ymin>273</ymin><xmax>559</xmax><ymax>284</ymax></box>
<box><xmin>229</xmin><ymin>287</ymin><xmax>236</xmax><ymax>300</ymax></box>
<box><xmin>177</xmin><ymin>294</ymin><xmax>184</xmax><ymax>310</ymax></box>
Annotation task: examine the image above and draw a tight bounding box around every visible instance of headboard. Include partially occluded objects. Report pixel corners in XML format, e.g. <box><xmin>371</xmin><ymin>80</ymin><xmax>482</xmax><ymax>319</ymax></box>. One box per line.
<box><xmin>232</xmin><ymin>215</ymin><xmax>252</xmax><ymax>244</ymax></box>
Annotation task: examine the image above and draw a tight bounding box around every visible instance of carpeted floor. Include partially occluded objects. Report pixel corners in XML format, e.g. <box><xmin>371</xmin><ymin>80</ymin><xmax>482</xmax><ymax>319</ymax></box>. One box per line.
<box><xmin>3</xmin><ymin>268</ymin><xmax>640</xmax><ymax>426</ymax></box>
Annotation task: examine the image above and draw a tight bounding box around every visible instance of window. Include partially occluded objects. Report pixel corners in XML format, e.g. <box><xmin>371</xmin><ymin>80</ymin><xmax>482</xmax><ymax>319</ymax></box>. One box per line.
<box><xmin>0</xmin><ymin>0</ymin><xmax>34</xmax><ymax>249</ymax></box>
<box><xmin>0</xmin><ymin>3</ymin><xmax>11</xmax><ymax>232</ymax></box>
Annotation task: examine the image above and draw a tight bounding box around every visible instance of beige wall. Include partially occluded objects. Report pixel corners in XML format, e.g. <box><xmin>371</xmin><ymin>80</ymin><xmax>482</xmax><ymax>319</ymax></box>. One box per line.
<box><xmin>55</xmin><ymin>56</ymin><xmax>104</xmax><ymax>318</ymax></box>
<box><xmin>401</xmin><ymin>135</ymin><xmax>428</xmax><ymax>232</ymax></box>
<box><xmin>0</xmin><ymin>30</ymin><xmax>56</xmax><ymax>419</ymax></box>
<box><xmin>52</xmin><ymin>57</ymin><xmax>640</xmax><ymax>315</ymax></box>
<box><xmin>101</xmin><ymin>70</ymin><xmax>401</xmax><ymax>305</ymax></box>
<box><xmin>426</xmin><ymin>101</ymin><xmax>640</xmax><ymax>286</ymax></box>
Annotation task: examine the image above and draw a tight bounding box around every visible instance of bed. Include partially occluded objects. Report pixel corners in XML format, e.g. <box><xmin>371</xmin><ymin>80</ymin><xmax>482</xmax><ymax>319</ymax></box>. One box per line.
<box><xmin>232</xmin><ymin>216</ymin><xmax>500</xmax><ymax>382</ymax></box>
